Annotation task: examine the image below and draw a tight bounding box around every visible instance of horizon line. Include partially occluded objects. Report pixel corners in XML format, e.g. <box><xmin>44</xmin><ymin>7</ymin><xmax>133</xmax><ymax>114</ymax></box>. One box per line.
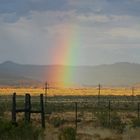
<box><xmin>0</xmin><ymin>60</ymin><xmax>139</xmax><ymax>67</ymax></box>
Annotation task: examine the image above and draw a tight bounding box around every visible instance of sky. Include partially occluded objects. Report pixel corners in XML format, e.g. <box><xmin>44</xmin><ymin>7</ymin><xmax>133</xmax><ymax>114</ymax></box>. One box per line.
<box><xmin>0</xmin><ymin>0</ymin><xmax>140</xmax><ymax>66</ymax></box>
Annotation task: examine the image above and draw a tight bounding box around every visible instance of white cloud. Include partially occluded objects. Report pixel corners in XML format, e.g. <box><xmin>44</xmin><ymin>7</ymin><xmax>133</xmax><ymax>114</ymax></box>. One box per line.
<box><xmin>109</xmin><ymin>27</ymin><xmax>140</xmax><ymax>39</ymax></box>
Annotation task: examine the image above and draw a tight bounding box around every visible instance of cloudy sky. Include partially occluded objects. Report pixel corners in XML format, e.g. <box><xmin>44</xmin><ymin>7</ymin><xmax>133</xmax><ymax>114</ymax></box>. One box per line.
<box><xmin>0</xmin><ymin>0</ymin><xmax>140</xmax><ymax>65</ymax></box>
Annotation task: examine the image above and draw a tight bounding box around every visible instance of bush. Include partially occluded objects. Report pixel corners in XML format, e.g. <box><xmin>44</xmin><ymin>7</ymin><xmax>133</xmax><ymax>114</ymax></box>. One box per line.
<box><xmin>0</xmin><ymin>119</ymin><xmax>43</xmax><ymax>140</ymax></box>
<box><xmin>95</xmin><ymin>111</ymin><xmax>109</xmax><ymax>127</ymax></box>
<box><xmin>110</xmin><ymin>113</ymin><xmax>125</xmax><ymax>133</ymax></box>
<box><xmin>50</xmin><ymin>117</ymin><xmax>65</xmax><ymax>127</ymax></box>
<box><xmin>59</xmin><ymin>127</ymin><xmax>76</xmax><ymax>140</ymax></box>
<box><xmin>95</xmin><ymin>111</ymin><xmax>125</xmax><ymax>133</ymax></box>
<box><xmin>0</xmin><ymin>103</ymin><xmax>5</xmax><ymax>117</ymax></box>
<box><xmin>132</xmin><ymin>118</ymin><xmax>140</xmax><ymax>128</ymax></box>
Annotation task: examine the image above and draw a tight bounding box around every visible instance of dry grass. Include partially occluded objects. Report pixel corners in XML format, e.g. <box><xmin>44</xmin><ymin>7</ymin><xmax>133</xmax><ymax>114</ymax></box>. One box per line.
<box><xmin>1</xmin><ymin>87</ymin><xmax>140</xmax><ymax>139</ymax></box>
<box><xmin>2</xmin><ymin>110</ymin><xmax>140</xmax><ymax>140</ymax></box>
<box><xmin>0</xmin><ymin>87</ymin><xmax>140</xmax><ymax>96</ymax></box>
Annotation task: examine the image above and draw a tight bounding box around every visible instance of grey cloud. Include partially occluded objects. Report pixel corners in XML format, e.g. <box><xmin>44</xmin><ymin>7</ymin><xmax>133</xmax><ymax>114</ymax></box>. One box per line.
<box><xmin>1</xmin><ymin>0</ymin><xmax>140</xmax><ymax>22</ymax></box>
<box><xmin>0</xmin><ymin>0</ymin><xmax>140</xmax><ymax>65</ymax></box>
<box><xmin>0</xmin><ymin>0</ymin><xmax>69</xmax><ymax>22</ymax></box>
<box><xmin>0</xmin><ymin>0</ymin><xmax>70</xmax><ymax>13</ymax></box>
<box><xmin>69</xmin><ymin>0</ymin><xmax>140</xmax><ymax>17</ymax></box>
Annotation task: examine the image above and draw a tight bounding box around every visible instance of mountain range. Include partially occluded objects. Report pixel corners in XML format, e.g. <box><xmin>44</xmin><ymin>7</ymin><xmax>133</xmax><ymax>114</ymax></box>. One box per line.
<box><xmin>0</xmin><ymin>61</ymin><xmax>140</xmax><ymax>87</ymax></box>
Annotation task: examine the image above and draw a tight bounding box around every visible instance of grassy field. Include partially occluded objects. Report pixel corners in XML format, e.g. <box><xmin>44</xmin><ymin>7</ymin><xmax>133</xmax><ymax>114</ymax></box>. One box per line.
<box><xmin>0</xmin><ymin>87</ymin><xmax>140</xmax><ymax>96</ymax></box>
<box><xmin>1</xmin><ymin>87</ymin><xmax>140</xmax><ymax>140</ymax></box>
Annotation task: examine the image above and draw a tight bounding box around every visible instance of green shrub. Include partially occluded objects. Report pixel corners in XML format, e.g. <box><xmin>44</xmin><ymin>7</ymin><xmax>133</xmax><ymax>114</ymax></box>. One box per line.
<box><xmin>95</xmin><ymin>111</ymin><xmax>125</xmax><ymax>133</ymax></box>
<box><xmin>59</xmin><ymin>127</ymin><xmax>76</xmax><ymax>140</ymax></box>
<box><xmin>0</xmin><ymin>119</ymin><xmax>43</xmax><ymax>140</ymax></box>
<box><xmin>110</xmin><ymin>113</ymin><xmax>125</xmax><ymax>133</ymax></box>
<box><xmin>132</xmin><ymin>118</ymin><xmax>140</xmax><ymax>128</ymax></box>
<box><xmin>0</xmin><ymin>103</ymin><xmax>5</xmax><ymax>117</ymax></box>
<box><xmin>95</xmin><ymin>111</ymin><xmax>109</xmax><ymax>127</ymax></box>
<box><xmin>50</xmin><ymin>117</ymin><xmax>65</xmax><ymax>127</ymax></box>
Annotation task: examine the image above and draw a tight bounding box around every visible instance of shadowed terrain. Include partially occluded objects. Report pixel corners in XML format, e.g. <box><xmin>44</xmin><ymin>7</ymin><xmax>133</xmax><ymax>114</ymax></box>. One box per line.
<box><xmin>1</xmin><ymin>61</ymin><xmax>140</xmax><ymax>87</ymax></box>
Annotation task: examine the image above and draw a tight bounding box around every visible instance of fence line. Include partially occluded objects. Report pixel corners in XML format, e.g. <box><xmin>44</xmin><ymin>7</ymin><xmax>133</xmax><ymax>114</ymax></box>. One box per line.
<box><xmin>12</xmin><ymin>93</ymin><xmax>45</xmax><ymax>128</ymax></box>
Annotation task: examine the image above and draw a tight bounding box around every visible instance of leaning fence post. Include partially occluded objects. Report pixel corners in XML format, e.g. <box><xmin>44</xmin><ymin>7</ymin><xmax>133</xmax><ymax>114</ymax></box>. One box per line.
<box><xmin>12</xmin><ymin>93</ymin><xmax>16</xmax><ymax>124</ymax></box>
<box><xmin>25</xmin><ymin>94</ymin><xmax>31</xmax><ymax>123</ymax></box>
<box><xmin>75</xmin><ymin>102</ymin><xmax>78</xmax><ymax>130</ymax></box>
<box><xmin>40</xmin><ymin>94</ymin><xmax>45</xmax><ymax>128</ymax></box>
<box><xmin>138</xmin><ymin>102</ymin><xmax>140</xmax><ymax>119</ymax></box>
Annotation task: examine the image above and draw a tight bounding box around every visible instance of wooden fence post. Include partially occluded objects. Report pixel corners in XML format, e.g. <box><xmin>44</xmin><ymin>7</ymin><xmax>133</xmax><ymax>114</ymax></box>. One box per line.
<box><xmin>11</xmin><ymin>93</ymin><xmax>45</xmax><ymax>128</ymax></box>
<box><xmin>75</xmin><ymin>102</ymin><xmax>78</xmax><ymax>130</ymax></box>
<box><xmin>25</xmin><ymin>94</ymin><xmax>31</xmax><ymax>123</ymax></box>
<box><xmin>45</xmin><ymin>82</ymin><xmax>48</xmax><ymax>113</ymax></box>
<box><xmin>40</xmin><ymin>94</ymin><xmax>45</xmax><ymax>128</ymax></box>
<box><xmin>98</xmin><ymin>84</ymin><xmax>101</xmax><ymax>105</ymax></box>
<box><xmin>12</xmin><ymin>93</ymin><xmax>16</xmax><ymax>124</ymax></box>
<box><xmin>138</xmin><ymin>102</ymin><xmax>140</xmax><ymax>119</ymax></box>
<box><xmin>108</xmin><ymin>100</ymin><xmax>111</xmax><ymax>126</ymax></box>
<box><xmin>132</xmin><ymin>87</ymin><xmax>134</xmax><ymax>102</ymax></box>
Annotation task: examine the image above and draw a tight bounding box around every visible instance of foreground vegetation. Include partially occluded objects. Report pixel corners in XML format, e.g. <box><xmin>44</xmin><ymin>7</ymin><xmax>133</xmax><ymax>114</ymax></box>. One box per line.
<box><xmin>0</xmin><ymin>87</ymin><xmax>140</xmax><ymax>139</ymax></box>
<box><xmin>0</xmin><ymin>119</ymin><xmax>43</xmax><ymax>140</ymax></box>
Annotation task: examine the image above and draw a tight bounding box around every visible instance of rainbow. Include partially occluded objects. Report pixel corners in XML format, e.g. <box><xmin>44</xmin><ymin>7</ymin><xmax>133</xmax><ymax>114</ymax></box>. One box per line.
<box><xmin>48</xmin><ymin>24</ymin><xmax>80</xmax><ymax>87</ymax></box>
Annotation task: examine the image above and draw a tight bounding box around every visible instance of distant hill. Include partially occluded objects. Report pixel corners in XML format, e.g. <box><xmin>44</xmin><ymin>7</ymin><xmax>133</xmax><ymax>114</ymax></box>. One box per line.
<box><xmin>0</xmin><ymin>61</ymin><xmax>140</xmax><ymax>87</ymax></box>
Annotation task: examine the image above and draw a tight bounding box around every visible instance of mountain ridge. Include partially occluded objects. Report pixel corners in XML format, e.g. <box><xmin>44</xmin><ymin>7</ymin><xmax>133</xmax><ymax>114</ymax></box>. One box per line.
<box><xmin>0</xmin><ymin>61</ymin><xmax>140</xmax><ymax>87</ymax></box>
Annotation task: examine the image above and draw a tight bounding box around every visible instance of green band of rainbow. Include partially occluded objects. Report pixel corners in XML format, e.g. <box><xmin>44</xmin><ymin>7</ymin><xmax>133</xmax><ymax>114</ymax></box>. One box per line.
<box><xmin>48</xmin><ymin>25</ymin><xmax>80</xmax><ymax>87</ymax></box>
